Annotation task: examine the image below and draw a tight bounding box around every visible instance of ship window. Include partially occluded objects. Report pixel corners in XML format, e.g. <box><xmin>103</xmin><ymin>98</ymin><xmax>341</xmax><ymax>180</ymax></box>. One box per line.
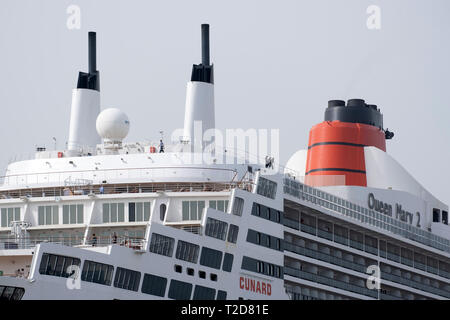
<box><xmin>37</xmin><ymin>206</ymin><xmax>59</xmax><ymax>225</ymax></box>
<box><xmin>217</xmin><ymin>290</ymin><xmax>227</xmax><ymax>300</ymax></box>
<box><xmin>0</xmin><ymin>286</ymin><xmax>25</xmax><ymax>301</ymax></box>
<box><xmin>227</xmin><ymin>224</ymin><xmax>239</xmax><ymax>244</ymax></box>
<box><xmin>102</xmin><ymin>203</ymin><xmax>125</xmax><ymax>223</ymax></box>
<box><xmin>256</xmin><ymin>177</ymin><xmax>277</xmax><ymax>199</ymax></box>
<box><xmin>193</xmin><ymin>285</ymin><xmax>216</xmax><ymax>300</ymax></box>
<box><xmin>182</xmin><ymin>201</ymin><xmax>205</xmax><ymax>221</ymax></box>
<box><xmin>433</xmin><ymin>209</ymin><xmax>440</xmax><ymax>222</ymax></box>
<box><xmin>205</xmin><ymin>217</ymin><xmax>228</xmax><ymax>241</ymax></box>
<box><xmin>81</xmin><ymin>260</ymin><xmax>113</xmax><ymax>286</ymax></box>
<box><xmin>210</xmin><ymin>273</ymin><xmax>218</xmax><ymax>281</ymax></box>
<box><xmin>174</xmin><ymin>265</ymin><xmax>182</xmax><ymax>273</ymax></box>
<box><xmin>199</xmin><ymin>270</ymin><xmax>206</xmax><ymax>279</ymax></box>
<box><xmin>168</xmin><ymin>280</ymin><xmax>192</xmax><ymax>300</ymax></box>
<box><xmin>128</xmin><ymin>201</ymin><xmax>151</xmax><ymax>222</ymax></box>
<box><xmin>442</xmin><ymin>211</ymin><xmax>448</xmax><ymax>225</ymax></box>
<box><xmin>187</xmin><ymin>268</ymin><xmax>194</xmax><ymax>276</ymax></box>
<box><xmin>200</xmin><ymin>247</ymin><xmax>223</xmax><ymax>269</ymax></box>
<box><xmin>0</xmin><ymin>207</ymin><xmax>21</xmax><ymax>227</ymax></box>
<box><xmin>141</xmin><ymin>273</ymin><xmax>167</xmax><ymax>297</ymax></box>
<box><xmin>241</xmin><ymin>256</ymin><xmax>283</xmax><ymax>279</ymax></box>
<box><xmin>232</xmin><ymin>197</ymin><xmax>244</xmax><ymax>216</ymax></box>
<box><xmin>149</xmin><ymin>233</ymin><xmax>174</xmax><ymax>257</ymax></box>
<box><xmin>113</xmin><ymin>267</ymin><xmax>141</xmax><ymax>291</ymax></box>
<box><xmin>222</xmin><ymin>253</ymin><xmax>234</xmax><ymax>272</ymax></box>
<box><xmin>209</xmin><ymin>200</ymin><xmax>229</xmax><ymax>212</ymax></box>
<box><xmin>175</xmin><ymin>240</ymin><xmax>200</xmax><ymax>263</ymax></box>
<box><xmin>160</xmin><ymin>203</ymin><xmax>167</xmax><ymax>221</ymax></box>
<box><xmin>40</xmin><ymin>253</ymin><xmax>81</xmax><ymax>279</ymax></box>
<box><xmin>62</xmin><ymin>204</ymin><xmax>83</xmax><ymax>224</ymax></box>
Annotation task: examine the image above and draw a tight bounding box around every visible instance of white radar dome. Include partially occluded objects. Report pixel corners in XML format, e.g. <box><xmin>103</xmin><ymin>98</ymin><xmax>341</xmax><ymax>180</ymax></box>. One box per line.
<box><xmin>96</xmin><ymin>108</ymin><xmax>130</xmax><ymax>141</ymax></box>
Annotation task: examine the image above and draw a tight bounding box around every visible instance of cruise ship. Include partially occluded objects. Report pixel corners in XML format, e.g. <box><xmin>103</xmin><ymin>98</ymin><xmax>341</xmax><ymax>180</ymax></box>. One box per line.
<box><xmin>0</xmin><ymin>24</ymin><xmax>449</xmax><ymax>301</ymax></box>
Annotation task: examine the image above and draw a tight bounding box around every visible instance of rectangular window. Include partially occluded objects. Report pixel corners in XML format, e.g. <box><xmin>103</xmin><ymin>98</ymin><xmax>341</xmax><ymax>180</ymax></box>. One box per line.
<box><xmin>175</xmin><ymin>240</ymin><xmax>200</xmax><ymax>263</ymax></box>
<box><xmin>102</xmin><ymin>203</ymin><xmax>126</xmax><ymax>223</ymax></box>
<box><xmin>227</xmin><ymin>224</ymin><xmax>239</xmax><ymax>244</ymax></box>
<box><xmin>433</xmin><ymin>208</ymin><xmax>440</xmax><ymax>223</ymax></box>
<box><xmin>200</xmin><ymin>247</ymin><xmax>223</xmax><ymax>269</ymax></box>
<box><xmin>232</xmin><ymin>197</ymin><xmax>244</xmax><ymax>216</ymax></box>
<box><xmin>1</xmin><ymin>207</ymin><xmax>21</xmax><ymax>227</ymax></box>
<box><xmin>129</xmin><ymin>203</ymin><xmax>136</xmax><ymax>222</ymax></box>
<box><xmin>62</xmin><ymin>204</ymin><xmax>83</xmax><ymax>224</ymax></box>
<box><xmin>181</xmin><ymin>201</ymin><xmax>205</xmax><ymax>221</ymax></box>
<box><xmin>193</xmin><ymin>285</ymin><xmax>216</xmax><ymax>300</ymax></box>
<box><xmin>222</xmin><ymin>253</ymin><xmax>234</xmax><ymax>272</ymax></box>
<box><xmin>141</xmin><ymin>273</ymin><xmax>167</xmax><ymax>297</ymax></box>
<box><xmin>113</xmin><ymin>267</ymin><xmax>141</xmax><ymax>291</ymax></box>
<box><xmin>205</xmin><ymin>217</ymin><xmax>228</xmax><ymax>241</ymax></box>
<box><xmin>217</xmin><ymin>290</ymin><xmax>227</xmax><ymax>300</ymax></box>
<box><xmin>39</xmin><ymin>253</ymin><xmax>81</xmax><ymax>278</ymax></box>
<box><xmin>149</xmin><ymin>233</ymin><xmax>175</xmax><ymax>257</ymax></box>
<box><xmin>256</xmin><ymin>177</ymin><xmax>277</xmax><ymax>199</ymax></box>
<box><xmin>81</xmin><ymin>260</ymin><xmax>114</xmax><ymax>286</ymax></box>
<box><xmin>241</xmin><ymin>256</ymin><xmax>283</xmax><ymax>279</ymax></box>
<box><xmin>168</xmin><ymin>280</ymin><xmax>192</xmax><ymax>300</ymax></box>
<box><xmin>38</xmin><ymin>206</ymin><xmax>59</xmax><ymax>225</ymax></box>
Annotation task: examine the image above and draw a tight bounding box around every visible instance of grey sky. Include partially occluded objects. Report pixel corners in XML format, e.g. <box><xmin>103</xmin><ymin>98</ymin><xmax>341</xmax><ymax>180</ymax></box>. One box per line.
<box><xmin>0</xmin><ymin>0</ymin><xmax>449</xmax><ymax>206</ymax></box>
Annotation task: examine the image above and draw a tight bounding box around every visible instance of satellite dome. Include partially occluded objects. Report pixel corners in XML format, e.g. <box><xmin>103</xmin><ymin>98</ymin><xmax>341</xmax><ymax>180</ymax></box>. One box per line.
<box><xmin>96</xmin><ymin>108</ymin><xmax>130</xmax><ymax>142</ymax></box>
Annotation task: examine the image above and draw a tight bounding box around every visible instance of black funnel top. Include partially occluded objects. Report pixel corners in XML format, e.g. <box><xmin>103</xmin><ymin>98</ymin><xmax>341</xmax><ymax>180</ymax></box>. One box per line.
<box><xmin>191</xmin><ymin>24</ymin><xmax>214</xmax><ymax>84</ymax></box>
<box><xmin>324</xmin><ymin>98</ymin><xmax>393</xmax><ymax>138</ymax></box>
<box><xmin>77</xmin><ymin>31</ymin><xmax>100</xmax><ymax>91</ymax></box>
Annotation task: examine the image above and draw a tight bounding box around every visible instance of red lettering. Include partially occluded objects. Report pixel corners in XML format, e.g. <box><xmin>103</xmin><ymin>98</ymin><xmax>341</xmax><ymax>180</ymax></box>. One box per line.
<box><xmin>261</xmin><ymin>282</ymin><xmax>266</xmax><ymax>295</ymax></box>
<box><xmin>250</xmin><ymin>279</ymin><xmax>255</xmax><ymax>292</ymax></box>
<box><xmin>240</xmin><ymin>277</ymin><xmax>244</xmax><ymax>289</ymax></box>
<box><xmin>245</xmin><ymin>278</ymin><xmax>249</xmax><ymax>290</ymax></box>
<box><xmin>256</xmin><ymin>281</ymin><xmax>261</xmax><ymax>293</ymax></box>
<box><xmin>267</xmin><ymin>284</ymin><xmax>272</xmax><ymax>296</ymax></box>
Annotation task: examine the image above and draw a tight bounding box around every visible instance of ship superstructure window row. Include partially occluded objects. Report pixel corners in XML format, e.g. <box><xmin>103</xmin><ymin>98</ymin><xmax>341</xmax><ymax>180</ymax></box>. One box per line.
<box><xmin>283</xmin><ymin>176</ymin><xmax>450</xmax><ymax>253</ymax></box>
<box><xmin>102</xmin><ymin>203</ymin><xmax>125</xmax><ymax>223</ymax></box>
<box><xmin>39</xmin><ymin>253</ymin><xmax>81</xmax><ymax>278</ymax></box>
<box><xmin>182</xmin><ymin>201</ymin><xmax>205</xmax><ymax>221</ymax></box>
<box><xmin>141</xmin><ymin>273</ymin><xmax>167</xmax><ymax>297</ymax></box>
<box><xmin>241</xmin><ymin>256</ymin><xmax>283</xmax><ymax>279</ymax></box>
<box><xmin>113</xmin><ymin>267</ymin><xmax>141</xmax><ymax>292</ymax></box>
<box><xmin>62</xmin><ymin>204</ymin><xmax>84</xmax><ymax>224</ymax></box>
<box><xmin>284</xmin><ymin>206</ymin><xmax>450</xmax><ymax>280</ymax></box>
<box><xmin>247</xmin><ymin>229</ymin><xmax>283</xmax><ymax>251</ymax></box>
<box><xmin>149</xmin><ymin>233</ymin><xmax>175</xmax><ymax>257</ymax></box>
<box><xmin>0</xmin><ymin>207</ymin><xmax>20</xmax><ymax>228</ymax></box>
<box><xmin>81</xmin><ymin>260</ymin><xmax>114</xmax><ymax>286</ymax></box>
<box><xmin>176</xmin><ymin>240</ymin><xmax>200</xmax><ymax>263</ymax></box>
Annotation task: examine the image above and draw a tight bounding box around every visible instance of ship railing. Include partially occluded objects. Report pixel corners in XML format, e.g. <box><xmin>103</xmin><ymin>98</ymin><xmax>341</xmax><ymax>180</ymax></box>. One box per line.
<box><xmin>283</xmin><ymin>175</ymin><xmax>450</xmax><ymax>254</ymax></box>
<box><xmin>0</xmin><ymin>181</ymin><xmax>254</xmax><ymax>200</ymax></box>
<box><xmin>0</xmin><ymin>236</ymin><xmax>146</xmax><ymax>251</ymax></box>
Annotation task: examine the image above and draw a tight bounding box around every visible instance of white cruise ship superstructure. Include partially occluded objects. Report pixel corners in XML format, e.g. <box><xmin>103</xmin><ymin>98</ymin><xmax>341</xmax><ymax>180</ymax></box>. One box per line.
<box><xmin>0</xmin><ymin>25</ymin><xmax>449</xmax><ymax>301</ymax></box>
